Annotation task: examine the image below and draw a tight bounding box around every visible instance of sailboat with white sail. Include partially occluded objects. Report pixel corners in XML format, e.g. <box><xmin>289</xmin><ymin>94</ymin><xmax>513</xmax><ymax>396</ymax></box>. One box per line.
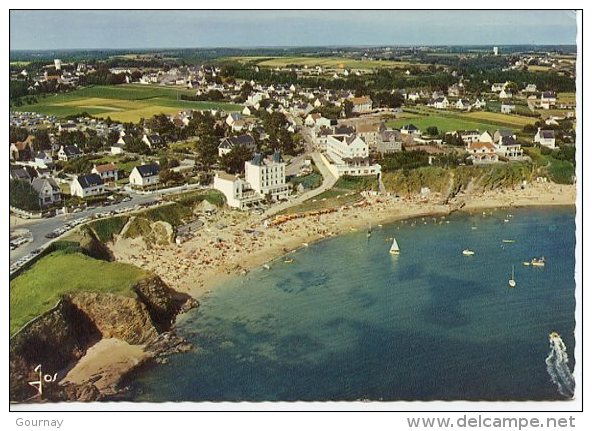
<box><xmin>389</xmin><ymin>237</ymin><xmax>400</xmax><ymax>254</ymax></box>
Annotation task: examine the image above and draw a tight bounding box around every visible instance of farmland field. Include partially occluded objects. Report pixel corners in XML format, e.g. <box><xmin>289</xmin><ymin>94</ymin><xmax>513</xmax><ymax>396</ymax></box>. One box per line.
<box><xmin>388</xmin><ymin>108</ymin><xmax>537</xmax><ymax>133</ymax></box>
<box><xmin>227</xmin><ymin>56</ymin><xmax>431</xmax><ymax>70</ymax></box>
<box><xmin>17</xmin><ymin>84</ymin><xmax>242</xmax><ymax>123</ymax></box>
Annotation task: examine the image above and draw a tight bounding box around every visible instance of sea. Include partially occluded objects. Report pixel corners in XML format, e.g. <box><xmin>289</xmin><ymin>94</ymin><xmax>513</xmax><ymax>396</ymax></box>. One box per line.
<box><xmin>128</xmin><ymin>206</ymin><xmax>577</xmax><ymax>401</ymax></box>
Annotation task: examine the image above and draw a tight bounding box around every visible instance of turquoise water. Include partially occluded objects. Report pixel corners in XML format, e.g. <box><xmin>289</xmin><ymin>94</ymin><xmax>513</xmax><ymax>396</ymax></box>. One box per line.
<box><xmin>129</xmin><ymin>206</ymin><xmax>576</xmax><ymax>401</ymax></box>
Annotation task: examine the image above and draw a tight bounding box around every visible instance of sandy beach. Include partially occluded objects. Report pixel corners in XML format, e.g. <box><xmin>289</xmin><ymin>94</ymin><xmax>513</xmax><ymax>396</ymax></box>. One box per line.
<box><xmin>112</xmin><ymin>182</ymin><xmax>576</xmax><ymax>300</ymax></box>
<box><xmin>62</xmin><ymin>338</ymin><xmax>148</xmax><ymax>395</ymax></box>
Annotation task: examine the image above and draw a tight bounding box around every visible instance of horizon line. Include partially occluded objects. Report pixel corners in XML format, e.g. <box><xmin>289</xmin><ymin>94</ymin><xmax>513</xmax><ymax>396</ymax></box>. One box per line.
<box><xmin>9</xmin><ymin>43</ymin><xmax>578</xmax><ymax>52</ymax></box>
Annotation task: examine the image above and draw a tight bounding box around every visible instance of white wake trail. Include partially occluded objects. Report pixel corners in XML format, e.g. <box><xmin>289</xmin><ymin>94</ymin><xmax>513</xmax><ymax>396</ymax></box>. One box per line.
<box><xmin>546</xmin><ymin>333</ymin><xmax>575</xmax><ymax>398</ymax></box>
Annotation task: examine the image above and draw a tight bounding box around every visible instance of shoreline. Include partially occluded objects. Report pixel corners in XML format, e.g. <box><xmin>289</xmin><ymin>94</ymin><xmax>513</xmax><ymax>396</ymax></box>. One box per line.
<box><xmin>111</xmin><ymin>182</ymin><xmax>575</xmax><ymax>301</ymax></box>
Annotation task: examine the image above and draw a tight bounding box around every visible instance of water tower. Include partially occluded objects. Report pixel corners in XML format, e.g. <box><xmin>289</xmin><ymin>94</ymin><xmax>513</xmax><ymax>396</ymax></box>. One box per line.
<box><xmin>54</xmin><ymin>59</ymin><xmax>62</xmax><ymax>70</ymax></box>
<box><xmin>493</xmin><ymin>47</ymin><xmax>499</xmax><ymax>56</ymax></box>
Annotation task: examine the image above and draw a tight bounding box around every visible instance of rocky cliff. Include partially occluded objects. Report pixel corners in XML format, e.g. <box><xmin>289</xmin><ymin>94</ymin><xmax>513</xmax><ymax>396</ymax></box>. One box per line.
<box><xmin>9</xmin><ymin>275</ymin><xmax>196</xmax><ymax>402</ymax></box>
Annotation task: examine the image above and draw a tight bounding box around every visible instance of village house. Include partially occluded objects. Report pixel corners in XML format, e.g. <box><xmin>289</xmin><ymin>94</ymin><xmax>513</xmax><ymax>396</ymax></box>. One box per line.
<box><xmin>473</xmin><ymin>98</ymin><xmax>487</xmax><ymax>110</ymax></box>
<box><xmin>499</xmin><ymin>89</ymin><xmax>513</xmax><ymax>99</ymax></box>
<box><xmin>494</xmin><ymin>135</ymin><xmax>523</xmax><ymax>159</ymax></box>
<box><xmin>455</xmin><ymin>99</ymin><xmax>471</xmax><ymax>111</ymax></box>
<box><xmin>400</xmin><ymin>124</ymin><xmax>421</xmax><ymax>136</ymax></box>
<box><xmin>458</xmin><ymin>130</ymin><xmax>482</xmax><ymax>145</ymax></box>
<box><xmin>479</xmin><ymin>131</ymin><xmax>494</xmax><ymax>143</ymax></box>
<box><xmin>91</xmin><ymin>163</ymin><xmax>119</xmax><ymax>183</ymax></box>
<box><xmin>10</xmin><ymin>166</ymin><xmax>32</xmax><ymax>182</ymax></box>
<box><xmin>225</xmin><ymin>113</ymin><xmax>242</xmax><ymax>127</ymax></box>
<box><xmin>70</xmin><ymin>173</ymin><xmax>105</xmax><ymax>198</ymax></box>
<box><xmin>218</xmin><ymin>134</ymin><xmax>257</xmax><ymax>157</ymax></box>
<box><xmin>540</xmin><ymin>92</ymin><xmax>557</xmax><ymax>109</ymax></box>
<box><xmin>534</xmin><ymin>128</ymin><xmax>556</xmax><ymax>149</ymax></box>
<box><xmin>407</xmin><ymin>92</ymin><xmax>421</xmax><ymax>102</ymax></box>
<box><xmin>58</xmin><ymin>122</ymin><xmax>79</xmax><ymax>133</ymax></box>
<box><xmin>129</xmin><ymin>164</ymin><xmax>160</xmax><ymax>188</ymax></box>
<box><xmin>493</xmin><ymin>129</ymin><xmax>514</xmax><ymax>143</ymax></box>
<box><xmin>304</xmin><ymin>113</ymin><xmax>332</xmax><ymax>129</ymax></box>
<box><xmin>524</xmin><ymin>84</ymin><xmax>537</xmax><ymax>93</ymax></box>
<box><xmin>350</xmin><ymin>96</ymin><xmax>373</xmax><ymax>114</ymax></box>
<box><xmin>447</xmin><ymin>84</ymin><xmax>464</xmax><ymax>97</ymax></box>
<box><xmin>491</xmin><ymin>82</ymin><xmax>507</xmax><ymax>92</ymax></box>
<box><xmin>57</xmin><ymin>145</ymin><xmax>83</xmax><ymax>161</ymax></box>
<box><xmin>466</xmin><ymin>142</ymin><xmax>499</xmax><ymax>165</ymax></box>
<box><xmin>10</xmin><ymin>136</ymin><xmax>35</xmax><ymax>161</ymax></box>
<box><xmin>34</xmin><ymin>151</ymin><xmax>54</xmax><ymax>168</ymax></box>
<box><xmin>142</xmin><ymin>133</ymin><xmax>165</xmax><ymax>149</ymax></box>
<box><xmin>374</xmin><ymin>130</ymin><xmax>403</xmax><ymax>155</ymax></box>
<box><xmin>324</xmin><ymin>134</ymin><xmax>382</xmax><ymax>177</ymax></box>
<box><xmin>213</xmin><ymin>172</ymin><xmax>262</xmax><ymax>210</ymax></box>
<box><xmin>110</xmin><ymin>143</ymin><xmax>126</xmax><ymax>155</ymax></box>
<box><xmin>31</xmin><ymin>177</ymin><xmax>61</xmax><ymax>208</ymax></box>
<box><xmin>429</xmin><ymin>97</ymin><xmax>450</xmax><ymax>109</ymax></box>
<box><xmin>356</xmin><ymin>122</ymin><xmax>386</xmax><ymax>147</ymax></box>
<box><xmin>500</xmin><ymin>103</ymin><xmax>515</xmax><ymax>114</ymax></box>
<box><xmin>313</xmin><ymin>125</ymin><xmax>355</xmax><ymax>150</ymax></box>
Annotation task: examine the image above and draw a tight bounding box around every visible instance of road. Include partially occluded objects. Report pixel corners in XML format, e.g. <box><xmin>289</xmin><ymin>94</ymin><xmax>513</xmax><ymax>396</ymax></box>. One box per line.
<box><xmin>9</xmin><ymin>181</ymin><xmax>211</xmax><ymax>266</ymax></box>
<box><xmin>263</xmin><ymin>151</ymin><xmax>338</xmax><ymax>218</ymax></box>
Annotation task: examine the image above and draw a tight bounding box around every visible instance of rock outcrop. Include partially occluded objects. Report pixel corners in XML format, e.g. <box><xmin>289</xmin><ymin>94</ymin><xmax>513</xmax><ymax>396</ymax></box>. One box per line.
<box><xmin>9</xmin><ymin>275</ymin><xmax>196</xmax><ymax>403</ymax></box>
<box><xmin>79</xmin><ymin>226</ymin><xmax>114</xmax><ymax>261</ymax></box>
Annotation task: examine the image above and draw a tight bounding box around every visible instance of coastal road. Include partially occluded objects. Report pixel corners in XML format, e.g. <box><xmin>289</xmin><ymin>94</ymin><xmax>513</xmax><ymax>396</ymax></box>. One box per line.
<box><xmin>263</xmin><ymin>151</ymin><xmax>338</xmax><ymax>218</ymax></box>
<box><xmin>9</xmin><ymin>194</ymin><xmax>161</xmax><ymax>265</ymax></box>
<box><xmin>10</xmin><ymin>182</ymin><xmax>213</xmax><ymax>266</ymax></box>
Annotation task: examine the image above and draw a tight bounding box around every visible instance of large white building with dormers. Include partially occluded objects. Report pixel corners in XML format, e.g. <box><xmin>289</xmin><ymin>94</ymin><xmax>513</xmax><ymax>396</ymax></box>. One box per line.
<box><xmin>324</xmin><ymin>134</ymin><xmax>381</xmax><ymax>177</ymax></box>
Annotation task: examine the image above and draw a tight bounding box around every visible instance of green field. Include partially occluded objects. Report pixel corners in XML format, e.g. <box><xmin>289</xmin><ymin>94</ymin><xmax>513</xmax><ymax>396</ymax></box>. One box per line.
<box><xmin>10</xmin><ymin>248</ymin><xmax>146</xmax><ymax>335</ymax></box>
<box><xmin>227</xmin><ymin>56</ymin><xmax>431</xmax><ymax>70</ymax></box>
<box><xmin>17</xmin><ymin>84</ymin><xmax>242</xmax><ymax>123</ymax></box>
<box><xmin>388</xmin><ymin>108</ymin><xmax>537</xmax><ymax>133</ymax></box>
<box><xmin>280</xmin><ymin>175</ymin><xmax>377</xmax><ymax>215</ymax></box>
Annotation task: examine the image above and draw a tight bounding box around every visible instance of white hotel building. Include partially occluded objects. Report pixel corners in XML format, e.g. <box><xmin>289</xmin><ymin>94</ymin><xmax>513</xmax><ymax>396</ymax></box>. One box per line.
<box><xmin>324</xmin><ymin>134</ymin><xmax>381</xmax><ymax>177</ymax></box>
<box><xmin>214</xmin><ymin>151</ymin><xmax>291</xmax><ymax>210</ymax></box>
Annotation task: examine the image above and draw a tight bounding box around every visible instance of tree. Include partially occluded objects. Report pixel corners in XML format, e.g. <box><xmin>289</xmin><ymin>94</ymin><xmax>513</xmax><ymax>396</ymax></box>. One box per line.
<box><xmin>145</xmin><ymin>114</ymin><xmax>176</xmax><ymax>142</ymax></box>
<box><xmin>32</xmin><ymin>130</ymin><xmax>52</xmax><ymax>151</ymax></box>
<box><xmin>219</xmin><ymin>144</ymin><xmax>253</xmax><ymax>174</ymax></box>
<box><xmin>426</xmin><ymin>126</ymin><xmax>439</xmax><ymax>137</ymax></box>
<box><xmin>10</xmin><ymin>180</ymin><xmax>40</xmax><ymax>211</ymax></box>
<box><xmin>159</xmin><ymin>168</ymin><xmax>184</xmax><ymax>186</ymax></box>
<box><xmin>125</xmin><ymin>138</ymin><xmax>150</xmax><ymax>154</ymax></box>
<box><xmin>107</xmin><ymin>130</ymin><xmax>120</xmax><ymax>145</ymax></box>
<box><xmin>343</xmin><ymin>100</ymin><xmax>354</xmax><ymax>118</ymax></box>
<box><xmin>196</xmin><ymin>134</ymin><xmax>219</xmax><ymax>170</ymax></box>
<box><xmin>63</xmin><ymin>156</ymin><xmax>96</xmax><ymax>174</ymax></box>
<box><xmin>57</xmin><ymin>130</ymin><xmax>86</xmax><ymax>148</ymax></box>
<box><xmin>10</xmin><ymin>127</ymin><xmax>29</xmax><ymax>143</ymax></box>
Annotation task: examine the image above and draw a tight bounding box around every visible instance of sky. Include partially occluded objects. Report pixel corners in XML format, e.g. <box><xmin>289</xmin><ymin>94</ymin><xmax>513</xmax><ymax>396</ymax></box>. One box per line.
<box><xmin>9</xmin><ymin>10</ymin><xmax>578</xmax><ymax>50</ymax></box>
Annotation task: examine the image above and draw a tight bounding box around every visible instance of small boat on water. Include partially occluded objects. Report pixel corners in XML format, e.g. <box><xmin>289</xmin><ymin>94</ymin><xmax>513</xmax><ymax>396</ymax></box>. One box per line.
<box><xmin>509</xmin><ymin>265</ymin><xmax>516</xmax><ymax>288</ymax></box>
<box><xmin>367</xmin><ymin>223</ymin><xmax>372</xmax><ymax>238</ymax></box>
<box><xmin>302</xmin><ymin>242</ymin><xmax>309</xmax><ymax>247</ymax></box>
<box><xmin>471</xmin><ymin>226</ymin><xmax>477</xmax><ymax>230</ymax></box>
<box><xmin>504</xmin><ymin>219</ymin><xmax>510</xmax><ymax>223</ymax></box>
<box><xmin>263</xmin><ymin>264</ymin><xmax>271</xmax><ymax>270</ymax></box>
<box><xmin>462</xmin><ymin>249</ymin><xmax>475</xmax><ymax>256</ymax></box>
<box><xmin>523</xmin><ymin>257</ymin><xmax>546</xmax><ymax>267</ymax></box>
<box><xmin>389</xmin><ymin>237</ymin><xmax>400</xmax><ymax>255</ymax></box>
<box><xmin>284</xmin><ymin>258</ymin><xmax>294</xmax><ymax>264</ymax></box>
<box><xmin>502</xmin><ymin>239</ymin><xmax>516</xmax><ymax>243</ymax></box>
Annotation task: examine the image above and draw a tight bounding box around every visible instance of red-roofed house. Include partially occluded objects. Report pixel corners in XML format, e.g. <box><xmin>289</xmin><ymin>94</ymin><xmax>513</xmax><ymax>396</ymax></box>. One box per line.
<box><xmin>91</xmin><ymin>163</ymin><xmax>119</xmax><ymax>183</ymax></box>
<box><xmin>467</xmin><ymin>142</ymin><xmax>499</xmax><ymax>165</ymax></box>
